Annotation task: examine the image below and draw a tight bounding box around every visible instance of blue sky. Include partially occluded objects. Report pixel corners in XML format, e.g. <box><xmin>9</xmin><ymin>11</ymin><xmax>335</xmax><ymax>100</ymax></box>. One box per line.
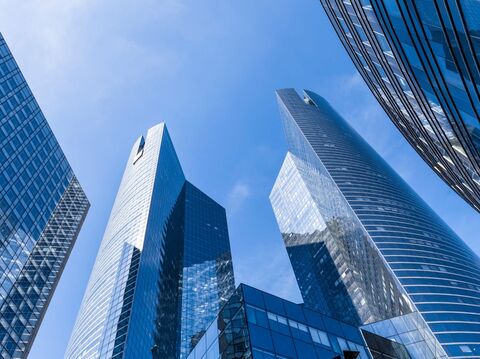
<box><xmin>1</xmin><ymin>1</ymin><xmax>479</xmax><ymax>358</ymax></box>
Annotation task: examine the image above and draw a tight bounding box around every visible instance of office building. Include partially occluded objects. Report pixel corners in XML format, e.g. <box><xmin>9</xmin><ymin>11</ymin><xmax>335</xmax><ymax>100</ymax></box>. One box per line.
<box><xmin>66</xmin><ymin>124</ymin><xmax>234</xmax><ymax>359</ymax></box>
<box><xmin>0</xmin><ymin>33</ymin><xmax>89</xmax><ymax>358</ymax></box>
<box><xmin>270</xmin><ymin>89</ymin><xmax>480</xmax><ymax>358</ymax></box>
<box><xmin>319</xmin><ymin>0</ymin><xmax>480</xmax><ymax>211</ymax></box>
<box><xmin>188</xmin><ymin>284</ymin><xmax>412</xmax><ymax>359</ymax></box>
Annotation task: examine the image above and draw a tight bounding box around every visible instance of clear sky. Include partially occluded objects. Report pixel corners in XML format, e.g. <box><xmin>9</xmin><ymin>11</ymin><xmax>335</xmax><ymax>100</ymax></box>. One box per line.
<box><xmin>1</xmin><ymin>1</ymin><xmax>479</xmax><ymax>358</ymax></box>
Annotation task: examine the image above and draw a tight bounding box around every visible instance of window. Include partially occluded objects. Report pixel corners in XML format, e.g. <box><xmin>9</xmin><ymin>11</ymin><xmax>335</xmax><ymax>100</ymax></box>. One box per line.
<box><xmin>133</xmin><ymin>136</ymin><xmax>145</xmax><ymax>164</ymax></box>
<box><xmin>309</xmin><ymin>327</ymin><xmax>330</xmax><ymax>347</ymax></box>
<box><xmin>271</xmin><ymin>332</ymin><xmax>296</xmax><ymax>358</ymax></box>
<box><xmin>289</xmin><ymin>319</ymin><xmax>311</xmax><ymax>341</ymax></box>
<box><xmin>267</xmin><ymin>312</ymin><xmax>290</xmax><ymax>335</ymax></box>
<box><xmin>337</xmin><ymin>337</ymin><xmax>350</xmax><ymax>352</ymax></box>
<box><xmin>249</xmin><ymin>324</ymin><xmax>274</xmax><ymax>352</ymax></box>
<box><xmin>246</xmin><ymin>305</ymin><xmax>268</xmax><ymax>328</ymax></box>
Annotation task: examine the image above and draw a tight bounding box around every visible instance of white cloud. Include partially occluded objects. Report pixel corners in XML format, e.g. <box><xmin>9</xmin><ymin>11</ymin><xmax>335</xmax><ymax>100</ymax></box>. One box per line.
<box><xmin>342</xmin><ymin>71</ymin><xmax>365</xmax><ymax>91</ymax></box>
<box><xmin>0</xmin><ymin>0</ymin><xmax>186</xmax><ymax>85</ymax></box>
<box><xmin>0</xmin><ymin>0</ymin><xmax>93</xmax><ymax>71</ymax></box>
<box><xmin>227</xmin><ymin>181</ymin><xmax>251</xmax><ymax>214</ymax></box>
<box><xmin>0</xmin><ymin>0</ymin><xmax>189</xmax><ymax>137</ymax></box>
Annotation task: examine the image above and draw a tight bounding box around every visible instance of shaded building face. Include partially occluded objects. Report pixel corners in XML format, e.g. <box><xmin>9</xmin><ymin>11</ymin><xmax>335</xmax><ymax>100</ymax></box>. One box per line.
<box><xmin>0</xmin><ymin>33</ymin><xmax>89</xmax><ymax>358</ymax></box>
<box><xmin>188</xmin><ymin>284</ymin><xmax>407</xmax><ymax>359</ymax></box>
<box><xmin>319</xmin><ymin>0</ymin><xmax>480</xmax><ymax>211</ymax></box>
<box><xmin>66</xmin><ymin>124</ymin><xmax>234</xmax><ymax>359</ymax></box>
<box><xmin>271</xmin><ymin>89</ymin><xmax>480</xmax><ymax>357</ymax></box>
<box><xmin>155</xmin><ymin>182</ymin><xmax>235</xmax><ymax>359</ymax></box>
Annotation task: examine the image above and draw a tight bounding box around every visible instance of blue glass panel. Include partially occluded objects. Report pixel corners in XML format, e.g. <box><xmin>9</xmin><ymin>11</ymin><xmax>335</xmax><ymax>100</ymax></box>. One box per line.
<box><xmin>294</xmin><ymin>339</ymin><xmax>316</xmax><ymax>358</ymax></box>
<box><xmin>263</xmin><ymin>292</ymin><xmax>286</xmax><ymax>315</ymax></box>
<box><xmin>243</xmin><ymin>285</ymin><xmax>266</xmax><ymax>309</ymax></box>
<box><xmin>249</xmin><ymin>324</ymin><xmax>274</xmax><ymax>352</ymax></box>
<box><xmin>271</xmin><ymin>332</ymin><xmax>296</xmax><ymax>358</ymax></box>
<box><xmin>284</xmin><ymin>301</ymin><xmax>306</xmax><ymax>322</ymax></box>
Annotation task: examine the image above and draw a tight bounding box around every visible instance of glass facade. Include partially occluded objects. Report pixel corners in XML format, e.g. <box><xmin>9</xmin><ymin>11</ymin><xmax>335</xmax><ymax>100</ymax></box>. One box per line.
<box><xmin>318</xmin><ymin>0</ymin><xmax>480</xmax><ymax>211</ymax></box>
<box><xmin>0</xmin><ymin>33</ymin><xmax>89</xmax><ymax>358</ymax></box>
<box><xmin>188</xmin><ymin>284</ymin><xmax>407</xmax><ymax>359</ymax></box>
<box><xmin>362</xmin><ymin>313</ymin><xmax>446</xmax><ymax>359</ymax></box>
<box><xmin>270</xmin><ymin>89</ymin><xmax>480</xmax><ymax>358</ymax></box>
<box><xmin>177</xmin><ymin>182</ymin><xmax>235</xmax><ymax>358</ymax></box>
<box><xmin>66</xmin><ymin>123</ymin><xmax>234</xmax><ymax>359</ymax></box>
<box><xmin>270</xmin><ymin>152</ymin><xmax>412</xmax><ymax>327</ymax></box>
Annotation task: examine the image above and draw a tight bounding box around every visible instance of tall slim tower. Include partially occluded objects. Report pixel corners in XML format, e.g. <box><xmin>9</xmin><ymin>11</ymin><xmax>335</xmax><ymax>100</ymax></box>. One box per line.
<box><xmin>0</xmin><ymin>33</ymin><xmax>89</xmax><ymax>358</ymax></box>
<box><xmin>66</xmin><ymin>123</ymin><xmax>235</xmax><ymax>359</ymax></box>
<box><xmin>270</xmin><ymin>89</ymin><xmax>480</xmax><ymax>358</ymax></box>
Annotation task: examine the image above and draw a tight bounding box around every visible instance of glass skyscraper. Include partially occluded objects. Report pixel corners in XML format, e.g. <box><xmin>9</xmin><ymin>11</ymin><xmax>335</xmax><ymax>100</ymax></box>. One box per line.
<box><xmin>66</xmin><ymin>123</ymin><xmax>234</xmax><ymax>359</ymax></box>
<box><xmin>318</xmin><ymin>0</ymin><xmax>480</xmax><ymax>211</ymax></box>
<box><xmin>0</xmin><ymin>33</ymin><xmax>89</xmax><ymax>358</ymax></box>
<box><xmin>270</xmin><ymin>89</ymin><xmax>480</xmax><ymax>358</ymax></box>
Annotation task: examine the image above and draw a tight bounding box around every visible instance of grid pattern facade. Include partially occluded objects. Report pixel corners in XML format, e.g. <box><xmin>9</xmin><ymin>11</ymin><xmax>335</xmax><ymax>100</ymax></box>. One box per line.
<box><xmin>273</xmin><ymin>89</ymin><xmax>480</xmax><ymax>358</ymax></box>
<box><xmin>319</xmin><ymin>0</ymin><xmax>480</xmax><ymax>211</ymax></box>
<box><xmin>0</xmin><ymin>33</ymin><xmax>89</xmax><ymax>358</ymax></box>
<box><xmin>188</xmin><ymin>284</ymin><xmax>404</xmax><ymax>359</ymax></box>
<box><xmin>362</xmin><ymin>313</ymin><xmax>447</xmax><ymax>359</ymax></box>
<box><xmin>67</xmin><ymin>124</ymin><xmax>234</xmax><ymax>359</ymax></box>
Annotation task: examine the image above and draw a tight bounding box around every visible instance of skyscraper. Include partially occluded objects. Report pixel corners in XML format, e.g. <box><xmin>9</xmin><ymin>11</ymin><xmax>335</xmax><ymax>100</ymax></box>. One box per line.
<box><xmin>66</xmin><ymin>123</ymin><xmax>235</xmax><ymax>359</ymax></box>
<box><xmin>270</xmin><ymin>89</ymin><xmax>480</xmax><ymax>358</ymax></box>
<box><xmin>318</xmin><ymin>0</ymin><xmax>480</xmax><ymax>211</ymax></box>
<box><xmin>0</xmin><ymin>33</ymin><xmax>89</xmax><ymax>358</ymax></box>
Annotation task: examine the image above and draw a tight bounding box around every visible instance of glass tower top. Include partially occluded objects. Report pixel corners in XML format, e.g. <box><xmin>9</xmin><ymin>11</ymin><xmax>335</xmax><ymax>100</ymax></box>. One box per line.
<box><xmin>319</xmin><ymin>0</ymin><xmax>480</xmax><ymax>211</ymax></box>
<box><xmin>0</xmin><ymin>33</ymin><xmax>89</xmax><ymax>358</ymax></box>
<box><xmin>270</xmin><ymin>88</ymin><xmax>480</xmax><ymax>358</ymax></box>
<box><xmin>66</xmin><ymin>123</ymin><xmax>234</xmax><ymax>359</ymax></box>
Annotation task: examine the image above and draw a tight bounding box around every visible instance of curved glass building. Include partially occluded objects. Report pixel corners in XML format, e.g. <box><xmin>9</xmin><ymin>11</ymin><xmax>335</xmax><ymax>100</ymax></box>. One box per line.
<box><xmin>0</xmin><ymin>33</ymin><xmax>89</xmax><ymax>358</ymax></box>
<box><xmin>270</xmin><ymin>89</ymin><xmax>480</xmax><ymax>358</ymax></box>
<box><xmin>66</xmin><ymin>124</ymin><xmax>234</xmax><ymax>359</ymax></box>
<box><xmin>318</xmin><ymin>0</ymin><xmax>480</xmax><ymax>211</ymax></box>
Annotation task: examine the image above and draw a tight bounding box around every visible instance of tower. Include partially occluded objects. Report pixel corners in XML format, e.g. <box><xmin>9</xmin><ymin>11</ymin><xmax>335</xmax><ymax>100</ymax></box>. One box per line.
<box><xmin>0</xmin><ymin>33</ymin><xmax>89</xmax><ymax>358</ymax></box>
<box><xmin>270</xmin><ymin>89</ymin><xmax>480</xmax><ymax>357</ymax></box>
<box><xmin>318</xmin><ymin>0</ymin><xmax>480</xmax><ymax>211</ymax></box>
<box><xmin>66</xmin><ymin>124</ymin><xmax>234</xmax><ymax>359</ymax></box>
